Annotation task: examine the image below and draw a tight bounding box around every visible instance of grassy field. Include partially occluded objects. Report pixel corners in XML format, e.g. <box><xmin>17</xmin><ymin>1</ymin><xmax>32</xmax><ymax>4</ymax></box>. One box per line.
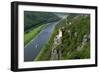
<box><xmin>35</xmin><ymin>14</ymin><xmax>90</xmax><ymax>61</ymax></box>
<box><xmin>24</xmin><ymin>24</ymin><xmax>46</xmax><ymax>46</ymax></box>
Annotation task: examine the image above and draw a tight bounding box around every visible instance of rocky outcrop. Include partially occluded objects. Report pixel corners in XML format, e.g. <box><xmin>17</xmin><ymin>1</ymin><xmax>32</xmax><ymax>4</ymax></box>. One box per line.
<box><xmin>51</xmin><ymin>29</ymin><xmax>62</xmax><ymax>60</ymax></box>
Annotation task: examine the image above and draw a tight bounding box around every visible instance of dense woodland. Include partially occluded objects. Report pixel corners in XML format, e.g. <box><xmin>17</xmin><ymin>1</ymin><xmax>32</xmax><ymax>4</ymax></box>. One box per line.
<box><xmin>35</xmin><ymin>13</ymin><xmax>90</xmax><ymax>61</ymax></box>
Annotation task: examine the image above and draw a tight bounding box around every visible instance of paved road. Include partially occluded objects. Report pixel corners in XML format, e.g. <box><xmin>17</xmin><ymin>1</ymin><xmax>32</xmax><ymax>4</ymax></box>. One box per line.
<box><xmin>24</xmin><ymin>15</ymin><xmax>67</xmax><ymax>62</ymax></box>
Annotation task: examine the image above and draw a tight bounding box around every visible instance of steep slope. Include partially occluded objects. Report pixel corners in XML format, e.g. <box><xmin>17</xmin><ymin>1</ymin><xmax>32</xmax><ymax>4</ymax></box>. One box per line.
<box><xmin>35</xmin><ymin>13</ymin><xmax>90</xmax><ymax>61</ymax></box>
<box><xmin>24</xmin><ymin>11</ymin><xmax>61</xmax><ymax>31</ymax></box>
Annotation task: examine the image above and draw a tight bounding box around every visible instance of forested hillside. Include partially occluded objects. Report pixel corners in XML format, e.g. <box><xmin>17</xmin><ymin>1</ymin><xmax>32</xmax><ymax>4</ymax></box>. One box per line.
<box><xmin>24</xmin><ymin>11</ymin><xmax>61</xmax><ymax>31</ymax></box>
<box><xmin>61</xmin><ymin>14</ymin><xmax>90</xmax><ymax>59</ymax></box>
<box><xmin>35</xmin><ymin>13</ymin><xmax>90</xmax><ymax>61</ymax></box>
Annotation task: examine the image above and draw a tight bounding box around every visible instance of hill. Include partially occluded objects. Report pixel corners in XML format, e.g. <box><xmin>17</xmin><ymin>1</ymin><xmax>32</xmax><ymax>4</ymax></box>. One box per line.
<box><xmin>35</xmin><ymin>13</ymin><xmax>90</xmax><ymax>61</ymax></box>
<box><xmin>24</xmin><ymin>11</ymin><xmax>61</xmax><ymax>31</ymax></box>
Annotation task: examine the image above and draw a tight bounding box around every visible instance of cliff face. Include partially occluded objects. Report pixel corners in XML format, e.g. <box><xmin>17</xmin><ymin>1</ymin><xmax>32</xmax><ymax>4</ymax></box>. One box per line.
<box><xmin>51</xmin><ymin>29</ymin><xmax>62</xmax><ymax>60</ymax></box>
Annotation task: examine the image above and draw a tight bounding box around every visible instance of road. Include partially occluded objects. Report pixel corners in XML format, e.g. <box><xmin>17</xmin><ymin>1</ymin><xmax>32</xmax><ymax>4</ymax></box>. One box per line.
<box><xmin>24</xmin><ymin>15</ymin><xmax>67</xmax><ymax>62</ymax></box>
